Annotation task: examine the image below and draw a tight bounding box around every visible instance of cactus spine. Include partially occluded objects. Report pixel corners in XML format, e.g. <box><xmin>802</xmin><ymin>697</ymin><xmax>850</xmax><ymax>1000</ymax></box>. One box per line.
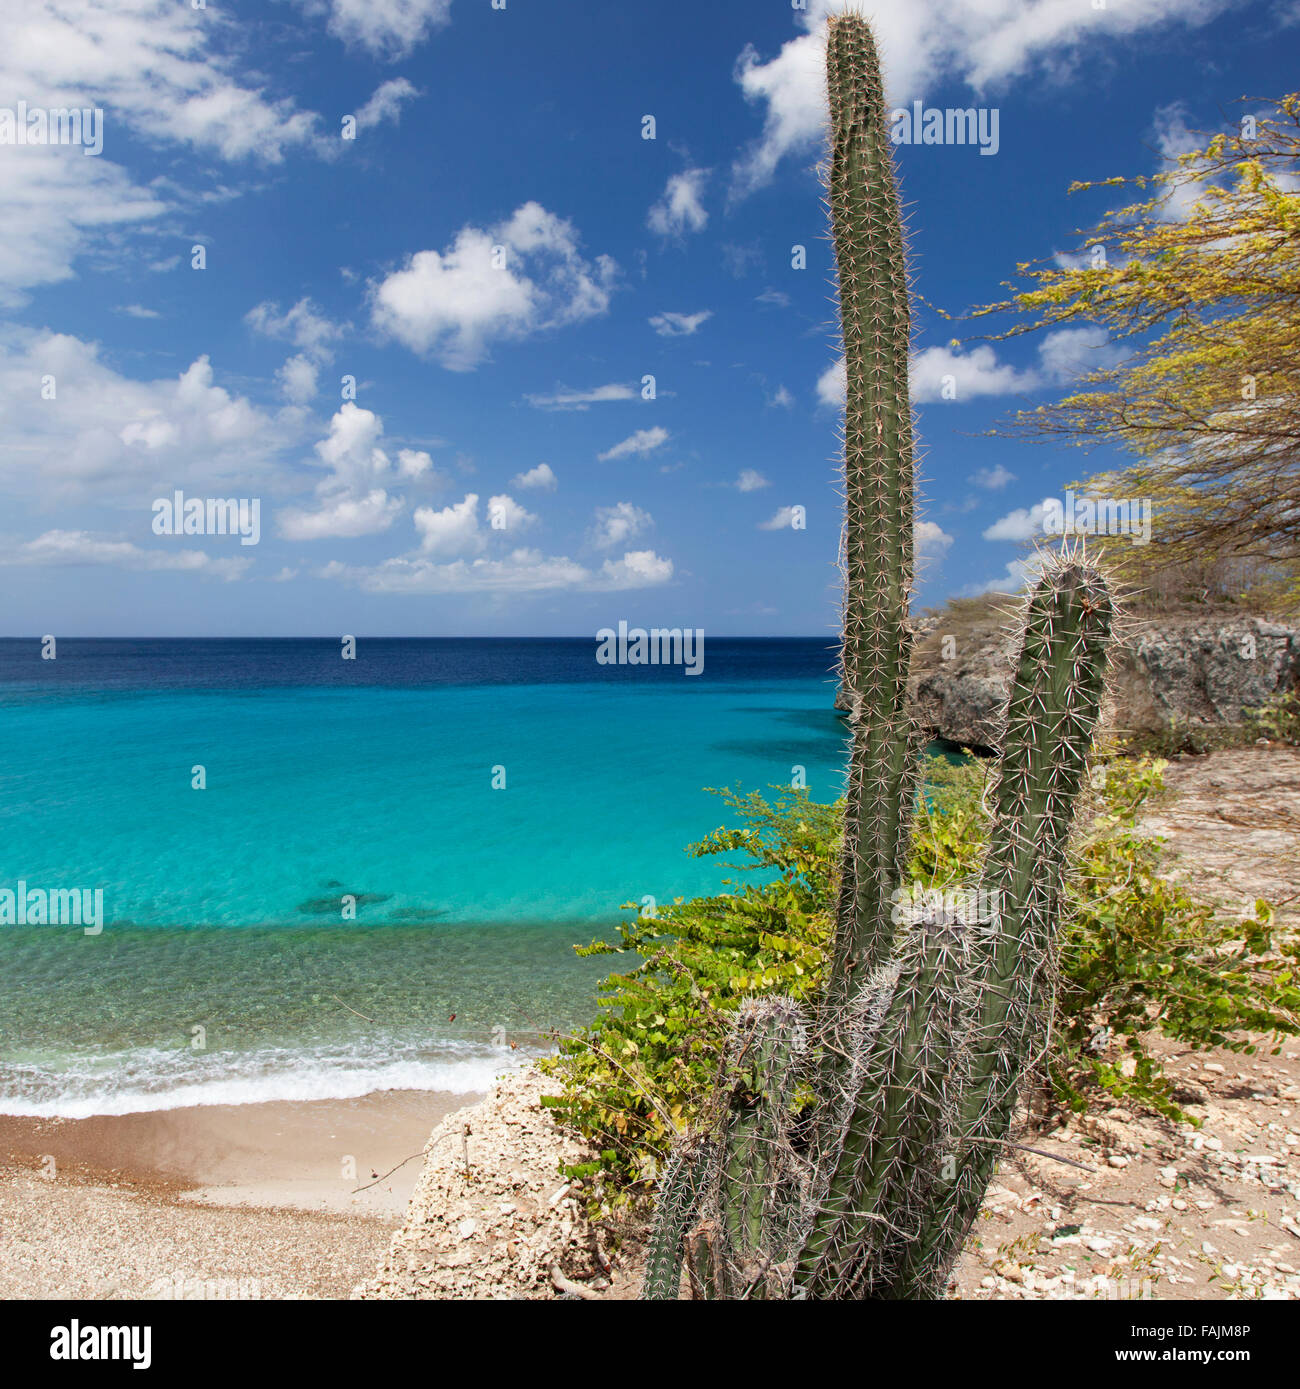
<box><xmin>640</xmin><ymin>10</ymin><xmax>1114</xmax><ymax>1300</ymax></box>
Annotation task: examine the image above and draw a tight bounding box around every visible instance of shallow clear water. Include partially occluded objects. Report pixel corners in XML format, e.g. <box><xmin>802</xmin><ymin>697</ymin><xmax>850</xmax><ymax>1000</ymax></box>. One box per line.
<box><xmin>0</xmin><ymin>638</ymin><xmax>848</xmax><ymax>1114</ymax></box>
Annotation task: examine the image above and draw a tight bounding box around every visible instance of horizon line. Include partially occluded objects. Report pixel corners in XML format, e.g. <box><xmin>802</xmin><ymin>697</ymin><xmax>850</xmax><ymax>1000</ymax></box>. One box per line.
<box><xmin>0</xmin><ymin>633</ymin><xmax>841</xmax><ymax>642</ymax></box>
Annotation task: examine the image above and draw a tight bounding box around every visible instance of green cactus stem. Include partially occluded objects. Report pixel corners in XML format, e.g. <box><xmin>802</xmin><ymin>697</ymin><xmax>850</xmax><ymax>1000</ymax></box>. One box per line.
<box><xmin>825</xmin><ymin>10</ymin><xmax>919</xmax><ymax>1002</ymax></box>
<box><xmin>640</xmin><ymin>1140</ymin><xmax>711</xmax><ymax>1300</ymax></box>
<box><xmin>706</xmin><ymin>997</ymin><xmax>807</xmax><ymax>1299</ymax></box>
<box><xmin>888</xmin><ymin>558</ymin><xmax>1114</xmax><ymax>1297</ymax></box>
<box><xmin>796</xmin><ymin>915</ymin><xmax>971</xmax><ymax>1297</ymax></box>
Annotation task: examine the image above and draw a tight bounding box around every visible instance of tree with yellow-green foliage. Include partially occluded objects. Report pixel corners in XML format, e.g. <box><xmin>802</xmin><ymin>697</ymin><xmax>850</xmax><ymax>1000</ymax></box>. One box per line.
<box><xmin>971</xmin><ymin>93</ymin><xmax>1300</xmax><ymax>607</ymax></box>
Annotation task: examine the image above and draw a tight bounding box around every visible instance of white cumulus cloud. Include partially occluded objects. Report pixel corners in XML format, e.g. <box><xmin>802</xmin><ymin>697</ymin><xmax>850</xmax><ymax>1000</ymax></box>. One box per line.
<box><xmin>0</xmin><ymin>529</ymin><xmax>251</xmax><ymax>581</ymax></box>
<box><xmin>817</xmin><ymin>360</ymin><xmax>846</xmax><ymax>406</ymax></box>
<box><xmin>960</xmin><ymin>555</ymin><xmax>1048</xmax><ymax>596</ymax></box>
<box><xmin>413</xmin><ymin>493</ymin><xmax>484</xmax><ymax>557</ymax></box>
<box><xmin>512</xmin><ymin>462</ymin><xmax>557</xmax><ymax>490</ymax></box>
<box><xmin>731</xmin><ymin>0</ymin><xmax>1234</xmax><ymax>196</ymax></box>
<box><xmin>914</xmin><ymin>519</ymin><xmax>954</xmax><ymax>558</ymax></box>
<box><xmin>278</xmin><ymin>490</ymin><xmax>404</xmax><ymax>542</ymax></box>
<box><xmin>1037</xmin><ymin>326</ymin><xmax>1123</xmax><ymax>382</ymax></box>
<box><xmin>486</xmin><ymin>493</ymin><xmax>536</xmax><ymax>534</ymax></box>
<box><xmin>246</xmin><ymin>298</ymin><xmax>344</xmax><ymax>362</ymax></box>
<box><xmin>598</xmin><ymin>549</ymin><xmax>674</xmax><ymax>588</ymax></box>
<box><xmin>4</xmin><ymin>1</ymin><xmax>322</xmax><ymax>163</ymax></box>
<box><xmin>311</xmin><ymin>0</ymin><xmax>454</xmax><ymax>58</ymax></box>
<box><xmin>276</xmin><ymin>402</ymin><xmax>442</xmax><ymax>541</ymax></box>
<box><xmin>969</xmin><ymin>464</ymin><xmax>1016</xmax><ymax>490</ymax></box>
<box><xmin>398</xmin><ymin>448</ymin><xmax>436</xmax><ymax>479</ymax></box>
<box><xmin>0</xmin><ymin>329</ymin><xmax>296</xmax><ymax>505</ymax></box>
<box><xmin>524</xmin><ymin>383</ymin><xmax>637</xmax><ymax>410</ymax></box>
<box><xmin>910</xmin><ymin>344</ymin><xmax>1039</xmax><ymax>402</ymax></box>
<box><xmin>0</xmin><ymin>149</ymin><xmax>166</xmax><ymax>306</ymax></box>
<box><xmin>982</xmin><ymin>501</ymin><xmax>1049</xmax><ymax>542</ymax></box>
<box><xmin>817</xmin><ymin>329</ymin><xmax>1121</xmax><ymax>410</ymax></box>
<box><xmin>371</xmin><ymin>202</ymin><xmax>617</xmax><ymax>370</ymax></box>
<box><xmin>355</xmin><ymin>77</ymin><xmax>420</xmax><ymax>130</ymax></box>
<box><xmin>318</xmin><ymin>546</ymin><xmax>674</xmax><ymax>596</ymax></box>
<box><xmin>276</xmin><ymin>354</ymin><xmax>319</xmax><ymax>405</ymax></box>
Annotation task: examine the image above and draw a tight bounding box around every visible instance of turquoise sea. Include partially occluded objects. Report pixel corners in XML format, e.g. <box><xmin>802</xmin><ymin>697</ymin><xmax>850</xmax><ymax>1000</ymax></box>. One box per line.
<box><xmin>0</xmin><ymin>638</ymin><xmax>848</xmax><ymax>1116</ymax></box>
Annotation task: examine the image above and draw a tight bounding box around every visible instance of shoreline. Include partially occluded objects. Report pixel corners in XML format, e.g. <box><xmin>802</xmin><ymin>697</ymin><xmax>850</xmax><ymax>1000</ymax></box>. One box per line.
<box><xmin>0</xmin><ymin>1087</ymin><xmax>479</xmax><ymax>1218</ymax></box>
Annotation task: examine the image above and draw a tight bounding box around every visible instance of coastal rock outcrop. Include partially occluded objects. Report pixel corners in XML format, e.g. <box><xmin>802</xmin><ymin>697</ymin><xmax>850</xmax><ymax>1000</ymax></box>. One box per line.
<box><xmin>838</xmin><ymin>603</ymin><xmax>1300</xmax><ymax>751</ymax></box>
<box><xmin>353</xmin><ymin>1065</ymin><xmax>641</xmax><ymax>1300</ymax></box>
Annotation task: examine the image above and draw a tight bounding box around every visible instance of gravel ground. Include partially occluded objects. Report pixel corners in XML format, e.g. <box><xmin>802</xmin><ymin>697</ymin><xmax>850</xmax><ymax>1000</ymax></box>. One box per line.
<box><xmin>951</xmin><ymin>1039</ymin><xmax>1300</xmax><ymax>1299</ymax></box>
<box><xmin>1137</xmin><ymin>746</ymin><xmax>1300</xmax><ymax>931</ymax></box>
<box><xmin>0</xmin><ymin>1167</ymin><xmax>394</xmax><ymax>1299</ymax></box>
<box><xmin>948</xmin><ymin>746</ymin><xmax>1300</xmax><ymax>1300</ymax></box>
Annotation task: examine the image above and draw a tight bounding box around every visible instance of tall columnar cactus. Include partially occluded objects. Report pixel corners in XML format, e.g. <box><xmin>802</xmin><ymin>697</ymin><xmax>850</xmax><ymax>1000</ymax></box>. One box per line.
<box><xmin>826</xmin><ymin>11</ymin><xmax>918</xmax><ymax>1001</ymax></box>
<box><xmin>640</xmin><ymin>10</ymin><xmax>1114</xmax><ymax>1301</ymax></box>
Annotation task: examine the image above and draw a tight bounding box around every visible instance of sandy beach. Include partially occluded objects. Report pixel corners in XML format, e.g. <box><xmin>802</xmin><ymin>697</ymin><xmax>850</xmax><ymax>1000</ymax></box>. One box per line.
<box><xmin>0</xmin><ymin>1089</ymin><xmax>478</xmax><ymax>1299</ymax></box>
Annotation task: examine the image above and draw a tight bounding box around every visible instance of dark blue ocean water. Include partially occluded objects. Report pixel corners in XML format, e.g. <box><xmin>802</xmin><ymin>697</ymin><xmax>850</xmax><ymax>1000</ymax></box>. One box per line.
<box><xmin>0</xmin><ymin>637</ymin><xmax>848</xmax><ymax>1114</ymax></box>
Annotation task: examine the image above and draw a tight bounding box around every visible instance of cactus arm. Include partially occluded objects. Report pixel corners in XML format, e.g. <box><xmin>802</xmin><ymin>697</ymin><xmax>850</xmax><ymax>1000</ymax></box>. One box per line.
<box><xmin>705</xmin><ymin>999</ymin><xmax>807</xmax><ymax>1299</ymax></box>
<box><xmin>644</xmin><ymin>1000</ymin><xmax>807</xmax><ymax>1300</ymax></box>
<box><xmin>640</xmin><ymin>1142</ymin><xmax>711</xmax><ymax>1300</ymax></box>
<box><xmin>637</xmin><ymin>11</ymin><xmax>1115</xmax><ymax>1303</ymax></box>
<box><xmin>888</xmin><ymin>559</ymin><xmax>1114</xmax><ymax>1297</ymax></box>
<box><xmin>795</xmin><ymin>916</ymin><xmax>969</xmax><ymax>1297</ymax></box>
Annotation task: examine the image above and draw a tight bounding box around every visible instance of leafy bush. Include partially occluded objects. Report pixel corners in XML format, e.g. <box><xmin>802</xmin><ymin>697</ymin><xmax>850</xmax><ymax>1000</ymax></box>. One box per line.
<box><xmin>543</xmin><ymin>757</ymin><xmax>1299</xmax><ymax>1192</ymax></box>
<box><xmin>540</xmin><ymin>788</ymin><xmax>836</xmax><ymax>1191</ymax></box>
<box><xmin>1250</xmin><ymin>689</ymin><xmax>1300</xmax><ymax>746</ymax></box>
<box><xmin>1052</xmin><ymin>758</ymin><xmax>1298</xmax><ymax>1117</ymax></box>
<box><xmin>1120</xmin><ymin>721</ymin><xmax>1251</xmax><ymax>758</ymax></box>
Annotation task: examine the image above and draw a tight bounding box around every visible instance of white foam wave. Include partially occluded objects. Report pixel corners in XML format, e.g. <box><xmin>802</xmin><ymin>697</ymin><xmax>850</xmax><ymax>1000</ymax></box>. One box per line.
<box><xmin>0</xmin><ymin>1040</ymin><xmax>543</xmax><ymax>1118</ymax></box>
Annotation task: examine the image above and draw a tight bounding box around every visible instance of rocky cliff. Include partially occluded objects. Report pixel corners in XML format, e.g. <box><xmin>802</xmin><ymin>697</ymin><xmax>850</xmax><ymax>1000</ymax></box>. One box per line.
<box><xmin>841</xmin><ymin>599</ymin><xmax>1300</xmax><ymax>752</ymax></box>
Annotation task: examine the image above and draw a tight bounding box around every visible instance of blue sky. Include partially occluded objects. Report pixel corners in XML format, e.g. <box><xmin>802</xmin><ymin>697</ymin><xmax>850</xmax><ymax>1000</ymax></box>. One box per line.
<box><xmin>0</xmin><ymin>0</ymin><xmax>1295</xmax><ymax>637</ymax></box>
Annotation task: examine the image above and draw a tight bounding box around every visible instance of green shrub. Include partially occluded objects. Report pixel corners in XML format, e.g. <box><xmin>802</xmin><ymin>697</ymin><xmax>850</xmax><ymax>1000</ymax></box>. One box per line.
<box><xmin>1052</xmin><ymin>758</ymin><xmax>1299</xmax><ymax>1116</ymax></box>
<box><xmin>1250</xmin><ymin>689</ymin><xmax>1300</xmax><ymax>746</ymax></box>
<box><xmin>544</xmin><ymin>757</ymin><xmax>1299</xmax><ymax>1192</ymax></box>
<box><xmin>540</xmin><ymin>787</ymin><xmax>836</xmax><ymax>1192</ymax></box>
<box><xmin>1120</xmin><ymin>716</ymin><xmax>1257</xmax><ymax>758</ymax></box>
